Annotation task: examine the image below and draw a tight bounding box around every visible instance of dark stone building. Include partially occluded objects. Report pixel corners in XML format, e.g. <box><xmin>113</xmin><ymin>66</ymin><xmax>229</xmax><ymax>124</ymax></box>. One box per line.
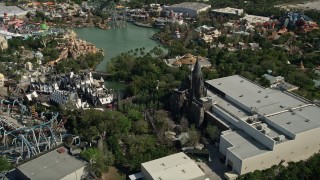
<box><xmin>170</xmin><ymin>59</ymin><xmax>208</xmax><ymax>127</ymax></box>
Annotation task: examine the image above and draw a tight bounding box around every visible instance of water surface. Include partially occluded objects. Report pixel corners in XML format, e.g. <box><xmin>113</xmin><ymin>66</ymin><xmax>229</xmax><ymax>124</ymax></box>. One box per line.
<box><xmin>74</xmin><ymin>23</ymin><xmax>159</xmax><ymax>72</ymax></box>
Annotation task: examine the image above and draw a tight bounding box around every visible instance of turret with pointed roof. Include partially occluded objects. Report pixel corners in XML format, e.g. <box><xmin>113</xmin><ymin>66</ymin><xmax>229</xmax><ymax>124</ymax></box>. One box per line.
<box><xmin>191</xmin><ymin>59</ymin><xmax>206</xmax><ymax>99</ymax></box>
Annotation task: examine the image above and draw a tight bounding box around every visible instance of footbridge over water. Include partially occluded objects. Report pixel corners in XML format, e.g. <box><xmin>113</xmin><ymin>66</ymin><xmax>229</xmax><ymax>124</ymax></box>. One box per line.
<box><xmin>80</xmin><ymin>70</ymin><xmax>113</xmax><ymax>79</ymax></box>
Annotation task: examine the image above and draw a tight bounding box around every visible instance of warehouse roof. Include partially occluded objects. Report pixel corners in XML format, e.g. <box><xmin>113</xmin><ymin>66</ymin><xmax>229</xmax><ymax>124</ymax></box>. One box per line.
<box><xmin>142</xmin><ymin>152</ymin><xmax>205</xmax><ymax>180</ymax></box>
<box><xmin>17</xmin><ymin>147</ymin><xmax>86</xmax><ymax>180</ymax></box>
<box><xmin>169</xmin><ymin>2</ymin><xmax>211</xmax><ymax>10</ymax></box>
<box><xmin>211</xmin><ymin>7</ymin><xmax>244</xmax><ymax>16</ymax></box>
<box><xmin>266</xmin><ymin>105</ymin><xmax>320</xmax><ymax>135</ymax></box>
<box><xmin>206</xmin><ymin>75</ymin><xmax>320</xmax><ymax>136</ymax></box>
<box><xmin>0</xmin><ymin>6</ymin><xmax>28</xmax><ymax>17</ymax></box>
<box><xmin>222</xmin><ymin>130</ymin><xmax>269</xmax><ymax>159</ymax></box>
<box><xmin>206</xmin><ymin>75</ymin><xmax>310</xmax><ymax>116</ymax></box>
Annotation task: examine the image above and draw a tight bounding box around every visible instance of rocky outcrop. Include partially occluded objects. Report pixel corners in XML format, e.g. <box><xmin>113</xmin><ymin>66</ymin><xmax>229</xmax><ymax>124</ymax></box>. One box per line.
<box><xmin>63</xmin><ymin>37</ymin><xmax>100</xmax><ymax>59</ymax></box>
<box><xmin>169</xmin><ymin>89</ymin><xmax>187</xmax><ymax>118</ymax></box>
<box><xmin>49</xmin><ymin>33</ymin><xmax>102</xmax><ymax>65</ymax></box>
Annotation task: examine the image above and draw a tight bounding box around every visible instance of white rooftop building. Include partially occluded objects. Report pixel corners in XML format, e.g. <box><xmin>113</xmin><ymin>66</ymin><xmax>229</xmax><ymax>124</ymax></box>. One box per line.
<box><xmin>14</xmin><ymin>147</ymin><xmax>87</xmax><ymax>180</ymax></box>
<box><xmin>211</xmin><ymin>7</ymin><xmax>244</xmax><ymax>16</ymax></box>
<box><xmin>203</xmin><ymin>75</ymin><xmax>320</xmax><ymax>179</ymax></box>
<box><xmin>0</xmin><ymin>6</ymin><xmax>28</xmax><ymax>17</ymax></box>
<box><xmin>241</xmin><ymin>14</ymin><xmax>270</xmax><ymax>24</ymax></box>
<box><xmin>165</xmin><ymin>2</ymin><xmax>211</xmax><ymax>17</ymax></box>
<box><xmin>130</xmin><ymin>152</ymin><xmax>205</xmax><ymax>180</ymax></box>
<box><xmin>0</xmin><ymin>35</ymin><xmax>8</xmax><ymax>50</ymax></box>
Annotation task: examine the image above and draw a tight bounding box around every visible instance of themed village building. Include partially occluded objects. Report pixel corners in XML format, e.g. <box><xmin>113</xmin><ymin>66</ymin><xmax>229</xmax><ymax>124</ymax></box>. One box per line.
<box><xmin>28</xmin><ymin>71</ymin><xmax>113</xmax><ymax>108</ymax></box>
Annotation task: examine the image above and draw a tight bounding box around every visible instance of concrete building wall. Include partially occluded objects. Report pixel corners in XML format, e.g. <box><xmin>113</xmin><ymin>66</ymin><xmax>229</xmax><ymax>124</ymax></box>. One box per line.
<box><xmin>191</xmin><ymin>174</ymin><xmax>207</xmax><ymax>180</ymax></box>
<box><xmin>263</xmin><ymin>116</ymin><xmax>296</xmax><ymax>139</ymax></box>
<box><xmin>219</xmin><ymin>132</ymin><xmax>233</xmax><ymax>156</ymax></box>
<box><xmin>0</xmin><ymin>73</ymin><xmax>4</xmax><ymax>87</ymax></box>
<box><xmin>239</xmin><ymin>128</ymin><xmax>320</xmax><ymax>175</ymax></box>
<box><xmin>170</xmin><ymin>7</ymin><xmax>198</xmax><ymax>17</ymax></box>
<box><xmin>238</xmin><ymin>120</ymin><xmax>275</xmax><ymax>150</ymax></box>
<box><xmin>204</xmin><ymin>111</ymin><xmax>230</xmax><ymax>131</ymax></box>
<box><xmin>166</xmin><ymin>6</ymin><xmax>210</xmax><ymax>17</ymax></box>
<box><xmin>212</xmin><ymin>106</ymin><xmax>240</xmax><ymax>127</ymax></box>
<box><xmin>141</xmin><ymin>165</ymin><xmax>152</xmax><ymax>180</ymax></box>
<box><xmin>61</xmin><ymin>166</ymin><xmax>85</xmax><ymax>180</ymax></box>
<box><xmin>213</xmin><ymin>106</ymin><xmax>275</xmax><ymax>150</ymax></box>
<box><xmin>226</xmin><ymin>148</ymin><xmax>242</xmax><ymax>174</ymax></box>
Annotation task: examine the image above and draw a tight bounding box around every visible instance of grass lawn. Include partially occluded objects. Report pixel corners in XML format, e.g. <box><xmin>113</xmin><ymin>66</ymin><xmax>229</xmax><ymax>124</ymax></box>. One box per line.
<box><xmin>101</xmin><ymin>166</ymin><xmax>126</xmax><ymax>180</ymax></box>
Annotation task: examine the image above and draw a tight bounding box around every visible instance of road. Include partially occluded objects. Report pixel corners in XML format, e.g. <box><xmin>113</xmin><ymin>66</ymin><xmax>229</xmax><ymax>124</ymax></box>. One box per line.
<box><xmin>197</xmin><ymin>144</ymin><xmax>229</xmax><ymax>180</ymax></box>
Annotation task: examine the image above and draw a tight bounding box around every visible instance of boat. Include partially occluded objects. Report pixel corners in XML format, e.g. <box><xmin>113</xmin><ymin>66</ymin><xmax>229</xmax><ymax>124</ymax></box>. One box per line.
<box><xmin>134</xmin><ymin>22</ymin><xmax>153</xmax><ymax>28</ymax></box>
<box><xmin>127</xmin><ymin>18</ymin><xmax>134</xmax><ymax>22</ymax></box>
<box><xmin>155</xmin><ymin>22</ymin><xmax>165</xmax><ymax>28</ymax></box>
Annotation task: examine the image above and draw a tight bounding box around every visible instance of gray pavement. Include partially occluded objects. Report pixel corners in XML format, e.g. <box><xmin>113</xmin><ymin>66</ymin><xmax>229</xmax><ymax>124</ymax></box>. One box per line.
<box><xmin>197</xmin><ymin>144</ymin><xmax>228</xmax><ymax>180</ymax></box>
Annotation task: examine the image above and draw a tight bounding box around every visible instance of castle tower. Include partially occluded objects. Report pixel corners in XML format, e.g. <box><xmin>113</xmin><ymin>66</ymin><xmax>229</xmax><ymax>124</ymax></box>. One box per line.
<box><xmin>300</xmin><ymin>60</ymin><xmax>305</xmax><ymax>70</ymax></box>
<box><xmin>191</xmin><ymin>59</ymin><xmax>206</xmax><ymax>99</ymax></box>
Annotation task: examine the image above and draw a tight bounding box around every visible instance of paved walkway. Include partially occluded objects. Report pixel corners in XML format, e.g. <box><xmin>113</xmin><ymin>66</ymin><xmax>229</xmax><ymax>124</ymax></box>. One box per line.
<box><xmin>197</xmin><ymin>144</ymin><xmax>229</xmax><ymax>180</ymax></box>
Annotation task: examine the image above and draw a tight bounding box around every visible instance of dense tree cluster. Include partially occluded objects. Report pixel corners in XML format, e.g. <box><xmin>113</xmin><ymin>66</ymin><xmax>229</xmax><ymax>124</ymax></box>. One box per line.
<box><xmin>106</xmin><ymin>46</ymin><xmax>190</xmax><ymax>108</ymax></box>
<box><xmin>80</xmin><ymin>147</ymin><xmax>114</xmax><ymax>177</ymax></box>
<box><xmin>239</xmin><ymin>153</ymin><xmax>320</xmax><ymax>180</ymax></box>
<box><xmin>55</xmin><ymin>52</ymin><xmax>104</xmax><ymax>73</ymax></box>
<box><xmin>158</xmin><ymin>19</ymin><xmax>320</xmax><ymax>100</ymax></box>
<box><xmin>65</xmin><ymin>108</ymin><xmax>175</xmax><ymax>173</ymax></box>
<box><xmin>0</xmin><ymin>156</ymin><xmax>12</xmax><ymax>172</ymax></box>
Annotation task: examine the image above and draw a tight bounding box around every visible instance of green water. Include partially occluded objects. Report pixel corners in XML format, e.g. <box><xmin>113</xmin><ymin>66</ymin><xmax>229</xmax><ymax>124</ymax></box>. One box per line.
<box><xmin>74</xmin><ymin>23</ymin><xmax>159</xmax><ymax>72</ymax></box>
<box><xmin>74</xmin><ymin>23</ymin><xmax>159</xmax><ymax>91</ymax></box>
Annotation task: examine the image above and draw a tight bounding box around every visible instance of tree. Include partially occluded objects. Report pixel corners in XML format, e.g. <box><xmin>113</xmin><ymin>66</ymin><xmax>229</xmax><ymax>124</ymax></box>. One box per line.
<box><xmin>80</xmin><ymin>147</ymin><xmax>113</xmax><ymax>177</ymax></box>
<box><xmin>0</xmin><ymin>156</ymin><xmax>12</xmax><ymax>172</ymax></box>
<box><xmin>132</xmin><ymin>119</ymin><xmax>149</xmax><ymax>134</ymax></box>
<box><xmin>206</xmin><ymin>125</ymin><xmax>220</xmax><ymax>142</ymax></box>
<box><xmin>259</xmin><ymin>76</ymin><xmax>271</xmax><ymax>87</ymax></box>
<box><xmin>127</xmin><ymin>109</ymin><xmax>143</xmax><ymax>121</ymax></box>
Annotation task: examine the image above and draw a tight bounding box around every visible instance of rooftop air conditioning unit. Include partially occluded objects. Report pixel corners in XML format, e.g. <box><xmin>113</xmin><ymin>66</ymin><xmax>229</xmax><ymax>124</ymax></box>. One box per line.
<box><xmin>260</xmin><ymin>123</ymin><xmax>267</xmax><ymax>130</ymax></box>
<box><xmin>262</xmin><ymin>128</ymin><xmax>271</xmax><ymax>134</ymax></box>
<box><xmin>278</xmin><ymin>135</ymin><xmax>285</xmax><ymax>142</ymax></box>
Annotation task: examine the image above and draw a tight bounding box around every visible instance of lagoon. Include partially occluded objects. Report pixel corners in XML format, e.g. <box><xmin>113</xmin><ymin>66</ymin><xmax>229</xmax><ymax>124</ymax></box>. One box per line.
<box><xmin>74</xmin><ymin>23</ymin><xmax>159</xmax><ymax>72</ymax></box>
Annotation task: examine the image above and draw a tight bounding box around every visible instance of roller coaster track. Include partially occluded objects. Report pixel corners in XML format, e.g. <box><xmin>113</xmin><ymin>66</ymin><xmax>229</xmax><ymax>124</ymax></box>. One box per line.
<box><xmin>0</xmin><ymin>99</ymin><xmax>66</xmax><ymax>163</ymax></box>
<box><xmin>91</xmin><ymin>0</ymin><xmax>126</xmax><ymax>29</ymax></box>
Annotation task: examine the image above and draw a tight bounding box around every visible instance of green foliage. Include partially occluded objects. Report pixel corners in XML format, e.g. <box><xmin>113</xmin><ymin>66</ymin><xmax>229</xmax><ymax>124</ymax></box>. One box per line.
<box><xmin>127</xmin><ymin>109</ymin><xmax>143</xmax><ymax>122</ymax></box>
<box><xmin>66</xmin><ymin>109</ymin><xmax>131</xmax><ymax>141</ymax></box>
<box><xmin>0</xmin><ymin>156</ymin><xmax>13</xmax><ymax>172</ymax></box>
<box><xmin>259</xmin><ymin>76</ymin><xmax>271</xmax><ymax>88</ymax></box>
<box><xmin>239</xmin><ymin>153</ymin><xmax>320</xmax><ymax>180</ymax></box>
<box><xmin>56</xmin><ymin>52</ymin><xmax>103</xmax><ymax>73</ymax></box>
<box><xmin>106</xmin><ymin>47</ymin><xmax>190</xmax><ymax>108</ymax></box>
<box><xmin>80</xmin><ymin>147</ymin><xmax>114</xmax><ymax>177</ymax></box>
<box><xmin>35</xmin><ymin>10</ymin><xmax>46</xmax><ymax>21</ymax></box>
<box><xmin>80</xmin><ymin>147</ymin><xmax>101</xmax><ymax>162</ymax></box>
<box><xmin>206</xmin><ymin>125</ymin><xmax>220</xmax><ymax>142</ymax></box>
<box><xmin>108</xmin><ymin>134</ymin><xmax>172</xmax><ymax>171</ymax></box>
<box><xmin>65</xmin><ymin>107</ymin><xmax>174</xmax><ymax>172</ymax></box>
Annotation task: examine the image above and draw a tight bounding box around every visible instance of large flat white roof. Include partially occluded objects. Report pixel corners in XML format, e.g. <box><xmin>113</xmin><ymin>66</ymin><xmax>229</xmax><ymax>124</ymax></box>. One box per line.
<box><xmin>266</xmin><ymin>105</ymin><xmax>320</xmax><ymax>135</ymax></box>
<box><xmin>206</xmin><ymin>75</ymin><xmax>310</xmax><ymax>116</ymax></box>
<box><xmin>17</xmin><ymin>147</ymin><xmax>86</xmax><ymax>180</ymax></box>
<box><xmin>206</xmin><ymin>75</ymin><xmax>320</xmax><ymax>135</ymax></box>
<box><xmin>222</xmin><ymin>130</ymin><xmax>269</xmax><ymax>159</ymax></box>
<box><xmin>168</xmin><ymin>2</ymin><xmax>211</xmax><ymax>10</ymax></box>
<box><xmin>142</xmin><ymin>152</ymin><xmax>205</xmax><ymax>180</ymax></box>
<box><xmin>0</xmin><ymin>6</ymin><xmax>28</xmax><ymax>17</ymax></box>
<box><xmin>211</xmin><ymin>7</ymin><xmax>244</xmax><ymax>15</ymax></box>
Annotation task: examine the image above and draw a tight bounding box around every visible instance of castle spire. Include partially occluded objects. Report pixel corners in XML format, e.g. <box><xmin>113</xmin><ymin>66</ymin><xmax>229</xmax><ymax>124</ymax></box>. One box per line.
<box><xmin>300</xmin><ymin>60</ymin><xmax>305</xmax><ymax>70</ymax></box>
<box><xmin>191</xmin><ymin>58</ymin><xmax>206</xmax><ymax>99</ymax></box>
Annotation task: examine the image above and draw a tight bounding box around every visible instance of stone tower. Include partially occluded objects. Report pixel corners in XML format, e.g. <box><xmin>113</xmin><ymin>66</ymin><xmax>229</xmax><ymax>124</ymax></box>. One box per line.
<box><xmin>191</xmin><ymin>59</ymin><xmax>206</xmax><ymax>99</ymax></box>
<box><xmin>300</xmin><ymin>60</ymin><xmax>305</xmax><ymax>70</ymax></box>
